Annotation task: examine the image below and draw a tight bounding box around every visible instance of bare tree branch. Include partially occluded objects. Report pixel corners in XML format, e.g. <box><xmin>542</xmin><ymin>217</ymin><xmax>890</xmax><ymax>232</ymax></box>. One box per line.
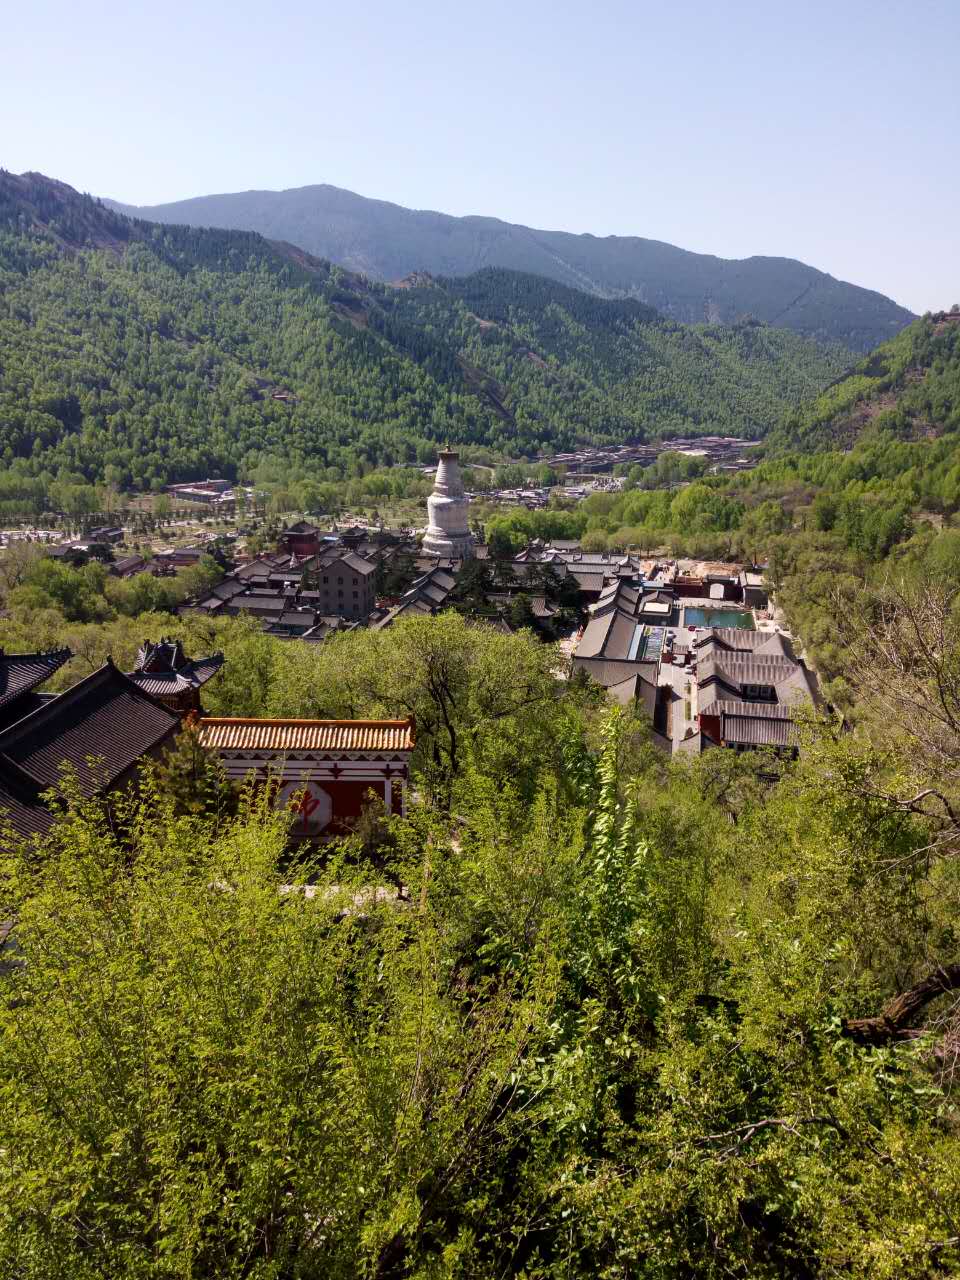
<box><xmin>843</xmin><ymin>963</ymin><xmax>960</xmax><ymax>1045</ymax></box>
<box><xmin>697</xmin><ymin>1115</ymin><xmax>847</xmax><ymax>1159</ymax></box>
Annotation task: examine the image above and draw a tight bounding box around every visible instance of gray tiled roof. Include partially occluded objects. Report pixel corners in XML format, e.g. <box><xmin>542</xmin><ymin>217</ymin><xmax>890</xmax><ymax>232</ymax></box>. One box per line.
<box><xmin>697</xmin><ymin>655</ymin><xmax>817</xmax><ymax>712</ymax></box>
<box><xmin>113</xmin><ymin>555</ymin><xmax>146</xmax><ymax>574</ymax></box>
<box><xmin>372</xmin><ymin>599</ymin><xmax>433</xmax><ymax>630</ymax></box>
<box><xmin>229</xmin><ymin>594</ymin><xmax>288</xmax><ymax>612</ymax></box>
<box><xmin>530</xmin><ymin>597</ymin><xmax>557</xmax><ymax>618</ymax></box>
<box><xmin>607</xmin><ymin>673</ymin><xmax>659</xmax><ymax>718</ymax></box>
<box><xmin>698</xmin><ymin>628</ymin><xmax>794</xmax><ymax>659</ymax></box>
<box><xmin>126</xmin><ymin>654</ymin><xmax>225</xmax><ymax>697</ymax></box>
<box><xmin>396</xmin><ymin>568</ymin><xmax>457</xmax><ymax>612</ymax></box>
<box><xmin>593</xmin><ymin>582</ymin><xmax>641</xmax><ymax>614</ymax></box>
<box><xmin>0</xmin><ymin>648</ymin><xmax>71</xmax><ymax>712</ymax></box>
<box><xmin>0</xmin><ymin>663</ymin><xmax>180</xmax><ymax>838</ymax></box>
<box><xmin>210</xmin><ymin>579</ymin><xmax>247</xmax><ymax>601</ymax></box>
<box><xmin>319</xmin><ymin>550</ymin><xmax>376</xmax><ymax>576</ymax></box>
<box><xmin>720</xmin><ymin>707</ymin><xmax>797</xmax><ymax>747</ymax></box>
<box><xmin>571</xmin><ymin>657</ymin><xmax>659</xmax><ymax>688</ymax></box>
<box><xmin>577</xmin><ymin>610</ymin><xmax>638</xmax><ymax>660</ymax></box>
<box><xmin>567</xmin><ymin>568</ymin><xmax>609</xmax><ymax>587</ymax></box>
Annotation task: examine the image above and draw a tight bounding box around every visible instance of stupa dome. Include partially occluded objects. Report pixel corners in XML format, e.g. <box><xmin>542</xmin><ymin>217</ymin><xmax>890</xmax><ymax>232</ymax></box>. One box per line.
<box><xmin>422</xmin><ymin>450</ymin><xmax>474</xmax><ymax>560</ymax></box>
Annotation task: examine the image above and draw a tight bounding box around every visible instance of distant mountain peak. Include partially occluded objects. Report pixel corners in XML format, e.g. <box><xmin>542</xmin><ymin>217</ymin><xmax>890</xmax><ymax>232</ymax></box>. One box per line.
<box><xmin>108</xmin><ymin>180</ymin><xmax>915</xmax><ymax>351</ymax></box>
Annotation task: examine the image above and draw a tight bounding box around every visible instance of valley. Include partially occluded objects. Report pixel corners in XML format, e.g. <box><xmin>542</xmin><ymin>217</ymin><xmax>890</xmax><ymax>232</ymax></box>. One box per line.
<box><xmin>0</xmin><ymin>170</ymin><xmax>850</xmax><ymax>513</ymax></box>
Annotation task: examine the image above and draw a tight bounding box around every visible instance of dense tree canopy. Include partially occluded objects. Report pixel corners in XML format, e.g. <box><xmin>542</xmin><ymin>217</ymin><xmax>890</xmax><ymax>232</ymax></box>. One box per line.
<box><xmin>3</xmin><ymin>609</ymin><xmax>960</xmax><ymax>1276</ymax></box>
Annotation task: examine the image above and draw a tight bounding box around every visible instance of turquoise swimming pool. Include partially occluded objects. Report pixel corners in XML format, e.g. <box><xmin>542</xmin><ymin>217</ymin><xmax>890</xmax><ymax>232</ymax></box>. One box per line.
<box><xmin>683</xmin><ymin>607</ymin><xmax>755</xmax><ymax>630</ymax></box>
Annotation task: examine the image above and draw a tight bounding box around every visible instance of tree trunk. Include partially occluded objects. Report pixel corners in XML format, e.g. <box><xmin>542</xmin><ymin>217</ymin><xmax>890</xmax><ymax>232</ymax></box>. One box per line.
<box><xmin>843</xmin><ymin>963</ymin><xmax>960</xmax><ymax>1045</ymax></box>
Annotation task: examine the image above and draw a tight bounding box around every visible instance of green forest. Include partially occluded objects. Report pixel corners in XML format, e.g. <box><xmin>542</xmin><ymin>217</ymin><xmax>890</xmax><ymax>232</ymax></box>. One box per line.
<box><xmin>3</xmin><ymin>592</ymin><xmax>960</xmax><ymax>1276</ymax></box>
<box><xmin>486</xmin><ymin>311</ymin><xmax>960</xmax><ymax>585</ymax></box>
<box><xmin>0</xmin><ymin>172</ymin><xmax>848</xmax><ymax>515</ymax></box>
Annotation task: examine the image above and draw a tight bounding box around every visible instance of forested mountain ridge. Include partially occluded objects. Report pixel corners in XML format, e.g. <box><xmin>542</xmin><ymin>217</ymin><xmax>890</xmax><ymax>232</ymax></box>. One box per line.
<box><xmin>106</xmin><ymin>180</ymin><xmax>915</xmax><ymax>352</ymax></box>
<box><xmin>400</xmin><ymin>268</ymin><xmax>850</xmax><ymax>444</ymax></box>
<box><xmin>772</xmin><ymin>309</ymin><xmax>960</xmax><ymax>453</ymax></box>
<box><xmin>0</xmin><ymin>169</ymin><xmax>335</xmax><ymax>281</ymax></box>
<box><xmin>0</xmin><ymin>171</ymin><xmax>848</xmax><ymax>501</ymax></box>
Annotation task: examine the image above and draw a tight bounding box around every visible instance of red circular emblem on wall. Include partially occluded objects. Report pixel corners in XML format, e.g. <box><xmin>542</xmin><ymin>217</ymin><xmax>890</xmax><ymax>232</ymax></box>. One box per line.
<box><xmin>275</xmin><ymin>780</ymin><xmax>333</xmax><ymax>836</ymax></box>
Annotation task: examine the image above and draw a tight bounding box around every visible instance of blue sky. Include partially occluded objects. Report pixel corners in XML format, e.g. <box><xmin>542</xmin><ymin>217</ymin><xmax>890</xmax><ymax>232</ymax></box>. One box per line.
<box><xmin>4</xmin><ymin>0</ymin><xmax>958</xmax><ymax>313</ymax></box>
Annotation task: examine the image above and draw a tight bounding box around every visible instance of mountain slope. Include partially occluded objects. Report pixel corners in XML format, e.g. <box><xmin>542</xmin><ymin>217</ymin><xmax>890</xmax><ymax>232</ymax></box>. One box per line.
<box><xmin>401</xmin><ymin>268</ymin><xmax>849</xmax><ymax>445</ymax></box>
<box><xmin>107</xmin><ymin>181</ymin><xmax>915</xmax><ymax>352</ymax></box>
<box><xmin>0</xmin><ymin>171</ymin><xmax>846</xmax><ymax>501</ymax></box>
<box><xmin>771</xmin><ymin>309</ymin><xmax>960</xmax><ymax>453</ymax></box>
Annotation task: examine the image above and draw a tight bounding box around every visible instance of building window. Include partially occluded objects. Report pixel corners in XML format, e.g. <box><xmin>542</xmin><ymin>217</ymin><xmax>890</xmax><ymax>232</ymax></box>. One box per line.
<box><xmin>322</xmin><ymin>576</ymin><xmax>328</xmax><ymax>584</ymax></box>
<box><xmin>338</xmin><ymin>577</ymin><xmax>343</xmax><ymax>585</ymax></box>
<box><xmin>743</xmin><ymin>683</ymin><xmax>775</xmax><ymax>702</ymax></box>
<box><xmin>352</xmin><ymin>577</ymin><xmax>358</xmax><ymax>585</ymax></box>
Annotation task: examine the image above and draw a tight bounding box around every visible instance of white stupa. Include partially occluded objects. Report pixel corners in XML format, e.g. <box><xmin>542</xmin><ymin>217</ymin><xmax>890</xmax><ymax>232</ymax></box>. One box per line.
<box><xmin>422</xmin><ymin>449</ymin><xmax>475</xmax><ymax>560</ymax></box>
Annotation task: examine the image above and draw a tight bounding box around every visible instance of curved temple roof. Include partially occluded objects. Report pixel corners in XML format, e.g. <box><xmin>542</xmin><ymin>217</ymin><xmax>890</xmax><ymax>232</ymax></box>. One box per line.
<box><xmin>0</xmin><ymin>647</ymin><xmax>72</xmax><ymax>712</ymax></box>
<box><xmin>0</xmin><ymin>661</ymin><xmax>181</xmax><ymax>838</ymax></box>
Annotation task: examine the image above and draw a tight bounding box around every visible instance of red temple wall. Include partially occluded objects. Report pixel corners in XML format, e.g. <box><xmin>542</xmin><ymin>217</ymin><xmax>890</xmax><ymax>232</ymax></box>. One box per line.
<box><xmin>283</xmin><ymin>534</ymin><xmax>321</xmax><ymax>556</ymax></box>
<box><xmin>325</xmin><ymin>779</ymin><xmax>387</xmax><ymax>823</ymax></box>
<box><xmin>276</xmin><ymin>776</ymin><xmax>404</xmax><ymax>839</ymax></box>
<box><xmin>699</xmin><ymin>713</ymin><xmax>722</xmax><ymax>744</ymax></box>
<box><xmin>217</xmin><ymin>751</ymin><xmax>408</xmax><ymax>839</ymax></box>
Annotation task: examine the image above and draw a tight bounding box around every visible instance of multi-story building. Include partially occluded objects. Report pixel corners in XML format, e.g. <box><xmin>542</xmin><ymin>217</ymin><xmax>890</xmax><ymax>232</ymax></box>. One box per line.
<box><xmin>314</xmin><ymin>551</ymin><xmax>377</xmax><ymax>621</ymax></box>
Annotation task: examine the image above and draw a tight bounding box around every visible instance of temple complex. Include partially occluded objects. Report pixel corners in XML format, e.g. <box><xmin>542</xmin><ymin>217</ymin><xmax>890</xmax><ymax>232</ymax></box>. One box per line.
<box><xmin>421</xmin><ymin>450</ymin><xmax>474</xmax><ymax>560</ymax></box>
<box><xmin>198</xmin><ymin>716</ymin><xmax>415</xmax><ymax>839</ymax></box>
<box><xmin>0</xmin><ymin>639</ymin><xmax>231</xmax><ymax>840</ymax></box>
<box><xmin>0</xmin><ymin>639</ymin><xmax>413</xmax><ymax>844</ymax></box>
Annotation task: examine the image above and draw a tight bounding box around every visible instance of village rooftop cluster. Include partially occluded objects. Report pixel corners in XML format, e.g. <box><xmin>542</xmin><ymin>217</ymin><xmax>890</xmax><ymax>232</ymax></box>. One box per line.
<box><xmin>542</xmin><ymin>436</ymin><xmax>762</xmax><ymax>476</ymax></box>
<box><xmin>0</xmin><ymin>452</ymin><xmax>821</xmax><ymax>844</ymax></box>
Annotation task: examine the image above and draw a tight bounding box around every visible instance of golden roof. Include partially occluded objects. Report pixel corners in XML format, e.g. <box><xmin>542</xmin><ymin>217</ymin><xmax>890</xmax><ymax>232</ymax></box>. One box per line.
<box><xmin>198</xmin><ymin>717</ymin><xmax>415</xmax><ymax>753</ymax></box>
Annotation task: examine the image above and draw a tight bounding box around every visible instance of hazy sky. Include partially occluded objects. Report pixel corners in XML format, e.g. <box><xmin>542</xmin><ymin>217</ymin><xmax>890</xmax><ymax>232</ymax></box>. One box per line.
<box><xmin>4</xmin><ymin>0</ymin><xmax>958</xmax><ymax>313</ymax></box>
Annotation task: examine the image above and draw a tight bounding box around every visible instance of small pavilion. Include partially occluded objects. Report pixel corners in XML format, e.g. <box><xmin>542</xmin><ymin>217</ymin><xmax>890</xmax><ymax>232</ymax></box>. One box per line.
<box><xmin>125</xmin><ymin>639</ymin><xmax>225</xmax><ymax>715</ymax></box>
